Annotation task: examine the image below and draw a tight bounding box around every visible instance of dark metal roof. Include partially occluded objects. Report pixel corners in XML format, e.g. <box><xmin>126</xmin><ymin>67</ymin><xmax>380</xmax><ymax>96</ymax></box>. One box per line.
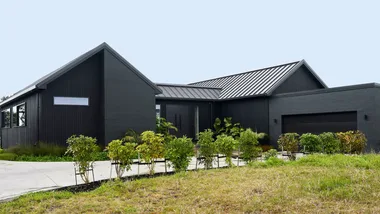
<box><xmin>156</xmin><ymin>83</ymin><xmax>221</xmax><ymax>100</ymax></box>
<box><xmin>189</xmin><ymin>60</ymin><xmax>327</xmax><ymax>100</ymax></box>
<box><xmin>0</xmin><ymin>42</ymin><xmax>162</xmax><ymax>106</ymax></box>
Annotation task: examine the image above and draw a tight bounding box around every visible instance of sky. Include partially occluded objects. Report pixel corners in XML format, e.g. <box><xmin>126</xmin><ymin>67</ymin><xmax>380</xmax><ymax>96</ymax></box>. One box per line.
<box><xmin>1</xmin><ymin>1</ymin><xmax>379</xmax><ymax>97</ymax></box>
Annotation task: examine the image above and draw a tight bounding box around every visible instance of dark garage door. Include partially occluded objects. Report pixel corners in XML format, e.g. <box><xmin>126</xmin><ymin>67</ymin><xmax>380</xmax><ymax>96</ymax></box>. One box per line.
<box><xmin>282</xmin><ymin>111</ymin><xmax>357</xmax><ymax>134</ymax></box>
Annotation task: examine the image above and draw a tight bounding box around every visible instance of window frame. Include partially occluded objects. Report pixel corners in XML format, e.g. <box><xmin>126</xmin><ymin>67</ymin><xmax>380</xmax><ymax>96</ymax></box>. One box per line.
<box><xmin>11</xmin><ymin>102</ymin><xmax>27</xmax><ymax>128</ymax></box>
<box><xmin>53</xmin><ymin>97</ymin><xmax>89</xmax><ymax>106</ymax></box>
<box><xmin>1</xmin><ymin>108</ymin><xmax>11</xmax><ymax>128</ymax></box>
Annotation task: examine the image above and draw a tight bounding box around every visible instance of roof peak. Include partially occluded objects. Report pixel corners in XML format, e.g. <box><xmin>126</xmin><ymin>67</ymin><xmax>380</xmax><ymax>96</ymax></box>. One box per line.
<box><xmin>189</xmin><ymin>60</ymin><xmax>303</xmax><ymax>85</ymax></box>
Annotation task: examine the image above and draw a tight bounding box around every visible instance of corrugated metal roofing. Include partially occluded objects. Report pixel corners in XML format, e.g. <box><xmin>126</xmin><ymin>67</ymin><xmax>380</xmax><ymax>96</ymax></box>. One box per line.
<box><xmin>189</xmin><ymin>61</ymin><xmax>302</xmax><ymax>99</ymax></box>
<box><xmin>156</xmin><ymin>83</ymin><xmax>221</xmax><ymax>100</ymax></box>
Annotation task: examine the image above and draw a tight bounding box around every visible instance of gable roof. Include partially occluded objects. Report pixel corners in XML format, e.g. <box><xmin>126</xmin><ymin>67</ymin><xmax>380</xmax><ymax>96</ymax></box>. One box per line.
<box><xmin>189</xmin><ymin>60</ymin><xmax>327</xmax><ymax>100</ymax></box>
<box><xmin>0</xmin><ymin>42</ymin><xmax>162</xmax><ymax>106</ymax></box>
<box><xmin>156</xmin><ymin>83</ymin><xmax>221</xmax><ymax>100</ymax></box>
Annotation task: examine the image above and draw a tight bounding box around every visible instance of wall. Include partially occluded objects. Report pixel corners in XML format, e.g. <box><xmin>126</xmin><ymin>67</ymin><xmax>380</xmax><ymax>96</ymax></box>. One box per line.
<box><xmin>218</xmin><ymin>97</ymin><xmax>269</xmax><ymax>134</ymax></box>
<box><xmin>269</xmin><ymin>87</ymin><xmax>380</xmax><ymax>151</ymax></box>
<box><xmin>39</xmin><ymin>52</ymin><xmax>103</xmax><ymax>146</ymax></box>
<box><xmin>272</xmin><ymin>65</ymin><xmax>325</xmax><ymax>94</ymax></box>
<box><xmin>103</xmin><ymin>50</ymin><xmax>156</xmax><ymax>144</ymax></box>
<box><xmin>1</xmin><ymin>93</ymin><xmax>39</xmax><ymax>148</ymax></box>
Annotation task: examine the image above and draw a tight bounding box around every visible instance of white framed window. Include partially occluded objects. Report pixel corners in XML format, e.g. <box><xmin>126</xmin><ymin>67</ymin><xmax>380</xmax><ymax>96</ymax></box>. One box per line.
<box><xmin>54</xmin><ymin>97</ymin><xmax>89</xmax><ymax>106</ymax></box>
<box><xmin>156</xmin><ymin>104</ymin><xmax>161</xmax><ymax>119</ymax></box>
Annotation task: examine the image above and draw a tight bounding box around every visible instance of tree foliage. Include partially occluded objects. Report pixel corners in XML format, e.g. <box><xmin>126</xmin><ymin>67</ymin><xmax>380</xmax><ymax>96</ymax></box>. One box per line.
<box><xmin>136</xmin><ymin>131</ymin><xmax>165</xmax><ymax>175</ymax></box>
<box><xmin>197</xmin><ymin>129</ymin><xmax>216</xmax><ymax>169</ymax></box>
<box><xmin>215</xmin><ymin>134</ymin><xmax>238</xmax><ymax>167</ymax></box>
<box><xmin>319</xmin><ymin>132</ymin><xmax>341</xmax><ymax>154</ymax></box>
<box><xmin>66</xmin><ymin>135</ymin><xmax>99</xmax><ymax>183</ymax></box>
<box><xmin>213</xmin><ymin>117</ymin><xmax>244</xmax><ymax>139</ymax></box>
<box><xmin>239</xmin><ymin>129</ymin><xmax>262</xmax><ymax>162</ymax></box>
<box><xmin>107</xmin><ymin>139</ymin><xmax>137</xmax><ymax>179</ymax></box>
<box><xmin>299</xmin><ymin>133</ymin><xmax>323</xmax><ymax>153</ymax></box>
<box><xmin>337</xmin><ymin>130</ymin><xmax>367</xmax><ymax>154</ymax></box>
<box><xmin>165</xmin><ymin>136</ymin><xmax>194</xmax><ymax>172</ymax></box>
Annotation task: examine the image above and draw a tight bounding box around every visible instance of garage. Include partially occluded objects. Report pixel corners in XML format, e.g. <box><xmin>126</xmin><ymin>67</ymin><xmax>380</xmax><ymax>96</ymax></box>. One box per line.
<box><xmin>282</xmin><ymin>111</ymin><xmax>357</xmax><ymax>134</ymax></box>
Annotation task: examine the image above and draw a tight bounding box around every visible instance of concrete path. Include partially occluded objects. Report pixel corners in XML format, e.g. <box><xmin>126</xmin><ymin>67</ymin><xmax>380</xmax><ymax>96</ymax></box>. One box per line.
<box><xmin>0</xmin><ymin>157</ymin><xmax>243</xmax><ymax>201</ymax></box>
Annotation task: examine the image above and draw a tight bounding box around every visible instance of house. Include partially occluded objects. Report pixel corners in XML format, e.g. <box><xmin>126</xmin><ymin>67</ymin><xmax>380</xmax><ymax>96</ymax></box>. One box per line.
<box><xmin>1</xmin><ymin>43</ymin><xmax>380</xmax><ymax>151</ymax></box>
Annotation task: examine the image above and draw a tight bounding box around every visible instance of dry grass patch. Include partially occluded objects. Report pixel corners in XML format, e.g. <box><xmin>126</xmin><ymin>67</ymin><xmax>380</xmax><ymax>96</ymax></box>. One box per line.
<box><xmin>2</xmin><ymin>155</ymin><xmax>380</xmax><ymax>213</ymax></box>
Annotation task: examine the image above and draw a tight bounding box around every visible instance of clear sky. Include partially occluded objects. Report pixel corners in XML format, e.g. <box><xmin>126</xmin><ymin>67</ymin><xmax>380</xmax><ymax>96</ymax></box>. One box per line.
<box><xmin>1</xmin><ymin>1</ymin><xmax>379</xmax><ymax>97</ymax></box>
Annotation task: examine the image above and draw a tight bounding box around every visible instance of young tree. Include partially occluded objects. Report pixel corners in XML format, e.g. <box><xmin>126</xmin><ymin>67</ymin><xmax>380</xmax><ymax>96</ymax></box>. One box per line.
<box><xmin>107</xmin><ymin>139</ymin><xmax>137</xmax><ymax>179</ymax></box>
<box><xmin>215</xmin><ymin>134</ymin><xmax>238</xmax><ymax>167</ymax></box>
<box><xmin>239</xmin><ymin>129</ymin><xmax>262</xmax><ymax>163</ymax></box>
<box><xmin>136</xmin><ymin>131</ymin><xmax>165</xmax><ymax>175</ymax></box>
<box><xmin>165</xmin><ymin>136</ymin><xmax>194</xmax><ymax>172</ymax></box>
<box><xmin>197</xmin><ymin>129</ymin><xmax>216</xmax><ymax>169</ymax></box>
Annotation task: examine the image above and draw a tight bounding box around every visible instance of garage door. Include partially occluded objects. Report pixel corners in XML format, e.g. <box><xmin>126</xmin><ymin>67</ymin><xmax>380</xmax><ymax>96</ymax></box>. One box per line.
<box><xmin>282</xmin><ymin>111</ymin><xmax>357</xmax><ymax>134</ymax></box>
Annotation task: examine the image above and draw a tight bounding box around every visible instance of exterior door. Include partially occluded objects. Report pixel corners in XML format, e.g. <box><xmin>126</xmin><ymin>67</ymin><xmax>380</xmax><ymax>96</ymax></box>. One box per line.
<box><xmin>166</xmin><ymin>104</ymin><xmax>194</xmax><ymax>138</ymax></box>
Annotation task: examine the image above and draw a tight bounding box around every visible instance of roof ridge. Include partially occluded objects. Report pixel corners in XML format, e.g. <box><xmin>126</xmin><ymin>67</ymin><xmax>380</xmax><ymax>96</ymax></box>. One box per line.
<box><xmin>189</xmin><ymin>60</ymin><xmax>302</xmax><ymax>85</ymax></box>
<box><xmin>156</xmin><ymin>83</ymin><xmax>222</xmax><ymax>89</ymax></box>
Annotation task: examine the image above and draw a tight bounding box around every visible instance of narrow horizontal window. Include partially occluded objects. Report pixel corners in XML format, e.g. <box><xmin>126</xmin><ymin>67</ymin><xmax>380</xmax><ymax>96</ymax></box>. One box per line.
<box><xmin>54</xmin><ymin>97</ymin><xmax>89</xmax><ymax>106</ymax></box>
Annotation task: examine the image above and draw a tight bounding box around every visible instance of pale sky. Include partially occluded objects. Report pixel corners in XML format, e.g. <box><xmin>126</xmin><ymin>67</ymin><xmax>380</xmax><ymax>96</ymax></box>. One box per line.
<box><xmin>1</xmin><ymin>1</ymin><xmax>379</xmax><ymax>97</ymax></box>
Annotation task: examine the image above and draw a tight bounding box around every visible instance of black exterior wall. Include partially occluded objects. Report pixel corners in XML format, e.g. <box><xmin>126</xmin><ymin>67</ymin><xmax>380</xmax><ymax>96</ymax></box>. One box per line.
<box><xmin>39</xmin><ymin>52</ymin><xmax>103</xmax><ymax>146</ymax></box>
<box><xmin>103</xmin><ymin>50</ymin><xmax>157</xmax><ymax>144</ymax></box>
<box><xmin>0</xmin><ymin>93</ymin><xmax>39</xmax><ymax>148</ymax></box>
<box><xmin>269</xmin><ymin>86</ymin><xmax>380</xmax><ymax>151</ymax></box>
<box><xmin>156</xmin><ymin>100</ymin><xmax>214</xmax><ymax>139</ymax></box>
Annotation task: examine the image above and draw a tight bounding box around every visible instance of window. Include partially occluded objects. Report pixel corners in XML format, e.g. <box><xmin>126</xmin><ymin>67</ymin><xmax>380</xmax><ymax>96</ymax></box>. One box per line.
<box><xmin>54</xmin><ymin>97</ymin><xmax>89</xmax><ymax>106</ymax></box>
<box><xmin>156</xmin><ymin>104</ymin><xmax>161</xmax><ymax>119</ymax></box>
<box><xmin>194</xmin><ymin>106</ymin><xmax>199</xmax><ymax>139</ymax></box>
<box><xmin>1</xmin><ymin>109</ymin><xmax>10</xmax><ymax>128</ymax></box>
<box><xmin>11</xmin><ymin>103</ymin><xmax>26</xmax><ymax>127</ymax></box>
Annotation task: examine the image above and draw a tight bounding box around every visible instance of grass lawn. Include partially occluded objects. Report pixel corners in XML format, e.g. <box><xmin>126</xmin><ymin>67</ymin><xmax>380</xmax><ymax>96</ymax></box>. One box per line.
<box><xmin>2</xmin><ymin>154</ymin><xmax>380</xmax><ymax>213</ymax></box>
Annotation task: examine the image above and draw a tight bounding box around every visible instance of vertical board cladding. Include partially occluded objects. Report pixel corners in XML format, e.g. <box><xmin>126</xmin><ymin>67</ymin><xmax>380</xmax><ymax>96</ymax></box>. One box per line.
<box><xmin>272</xmin><ymin>65</ymin><xmax>325</xmax><ymax>94</ymax></box>
<box><xmin>269</xmin><ymin>87</ymin><xmax>380</xmax><ymax>151</ymax></box>
<box><xmin>0</xmin><ymin>93</ymin><xmax>39</xmax><ymax>148</ymax></box>
<box><xmin>156</xmin><ymin>100</ymin><xmax>213</xmax><ymax>139</ymax></box>
<box><xmin>39</xmin><ymin>52</ymin><xmax>103</xmax><ymax>146</ymax></box>
<box><xmin>218</xmin><ymin>97</ymin><xmax>269</xmax><ymax>134</ymax></box>
<box><xmin>103</xmin><ymin>50</ymin><xmax>156</xmax><ymax>144</ymax></box>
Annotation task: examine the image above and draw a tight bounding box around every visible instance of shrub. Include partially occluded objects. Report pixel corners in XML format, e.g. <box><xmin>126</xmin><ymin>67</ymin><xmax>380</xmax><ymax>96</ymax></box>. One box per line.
<box><xmin>263</xmin><ymin>149</ymin><xmax>278</xmax><ymax>160</ymax></box>
<box><xmin>319</xmin><ymin>132</ymin><xmax>341</xmax><ymax>154</ymax></box>
<box><xmin>156</xmin><ymin>117</ymin><xmax>178</xmax><ymax>142</ymax></box>
<box><xmin>213</xmin><ymin>117</ymin><xmax>244</xmax><ymax>139</ymax></box>
<box><xmin>6</xmin><ymin>142</ymin><xmax>66</xmax><ymax>157</ymax></box>
<box><xmin>0</xmin><ymin>148</ymin><xmax>3</xmax><ymax>154</ymax></box>
<box><xmin>299</xmin><ymin>133</ymin><xmax>323</xmax><ymax>153</ymax></box>
<box><xmin>0</xmin><ymin>153</ymin><xmax>17</xmax><ymax>161</ymax></box>
<box><xmin>136</xmin><ymin>131</ymin><xmax>165</xmax><ymax>175</ymax></box>
<box><xmin>239</xmin><ymin>129</ymin><xmax>262</xmax><ymax>163</ymax></box>
<box><xmin>215</xmin><ymin>134</ymin><xmax>238</xmax><ymax>167</ymax></box>
<box><xmin>107</xmin><ymin>139</ymin><xmax>137</xmax><ymax>179</ymax></box>
<box><xmin>165</xmin><ymin>136</ymin><xmax>194</xmax><ymax>172</ymax></box>
<box><xmin>337</xmin><ymin>131</ymin><xmax>367</xmax><ymax>154</ymax></box>
<box><xmin>122</xmin><ymin>129</ymin><xmax>142</xmax><ymax>145</ymax></box>
<box><xmin>66</xmin><ymin>135</ymin><xmax>99</xmax><ymax>183</ymax></box>
<box><xmin>197</xmin><ymin>129</ymin><xmax>216</xmax><ymax>169</ymax></box>
<box><xmin>278</xmin><ymin>133</ymin><xmax>299</xmax><ymax>153</ymax></box>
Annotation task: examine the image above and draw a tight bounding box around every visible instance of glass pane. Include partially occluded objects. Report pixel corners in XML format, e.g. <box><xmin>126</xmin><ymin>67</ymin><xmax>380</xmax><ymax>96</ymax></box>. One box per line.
<box><xmin>12</xmin><ymin>106</ymin><xmax>17</xmax><ymax>127</ymax></box>
<box><xmin>2</xmin><ymin>109</ymin><xmax>10</xmax><ymax>128</ymax></box>
<box><xmin>54</xmin><ymin>97</ymin><xmax>89</xmax><ymax>106</ymax></box>
<box><xmin>18</xmin><ymin>104</ymin><xmax>26</xmax><ymax>126</ymax></box>
<box><xmin>156</xmin><ymin>104</ymin><xmax>161</xmax><ymax>119</ymax></box>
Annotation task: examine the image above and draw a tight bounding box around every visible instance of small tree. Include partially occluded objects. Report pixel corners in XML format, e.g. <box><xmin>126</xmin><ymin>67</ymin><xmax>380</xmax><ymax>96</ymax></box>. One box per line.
<box><xmin>107</xmin><ymin>139</ymin><xmax>137</xmax><ymax>179</ymax></box>
<box><xmin>319</xmin><ymin>132</ymin><xmax>341</xmax><ymax>154</ymax></box>
<box><xmin>239</xmin><ymin>129</ymin><xmax>262</xmax><ymax>163</ymax></box>
<box><xmin>66</xmin><ymin>135</ymin><xmax>99</xmax><ymax>183</ymax></box>
<box><xmin>213</xmin><ymin>117</ymin><xmax>244</xmax><ymax>139</ymax></box>
<box><xmin>277</xmin><ymin>133</ymin><xmax>299</xmax><ymax>160</ymax></box>
<box><xmin>136</xmin><ymin>131</ymin><xmax>165</xmax><ymax>175</ymax></box>
<box><xmin>215</xmin><ymin>134</ymin><xmax>238</xmax><ymax>167</ymax></box>
<box><xmin>197</xmin><ymin>129</ymin><xmax>216</xmax><ymax>169</ymax></box>
<box><xmin>263</xmin><ymin>149</ymin><xmax>278</xmax><ymax>160</ymax></box>
<box><xmin>165</xmin><ymin>136</ymin><xmax>194</xmax><ymax>172</ymax></box>
<box><xmin>337</xmin><ymin>130</ymin><xmax>367</xmax><ymax>154</ymax></box>
<box><xmin>299</xmin><ymin>133</ymin><xmax>323</xmax><ymax>153</ymax></box>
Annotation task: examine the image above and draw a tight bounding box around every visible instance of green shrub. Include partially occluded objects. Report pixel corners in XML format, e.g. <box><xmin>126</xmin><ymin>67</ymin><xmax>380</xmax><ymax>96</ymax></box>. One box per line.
<box><xmin>122</xmin><ymin>129</ymin><xmax>142</xmax><ymax>145</ymax></box>
<box><xmin>0</xmin><ymin>153</ymin><xmax>17</xmax><ymax>161</ymax></box>
<box><xmin>239</xmin><ymin>129</ymin><xmax>262</xmax><ymax>163</ymax></box>
<box><xmin>215</xmin><ymin>134</ymin><xmax>238</xmax><ymax>167</ymax></box>
<box><xmin>278</xmin><ymin>133</ymin><xmax>299</xmax><ymax>153</ymax></box>
<box><xmin>14</xmin><ymin>155</ymin><xmax>73</xmax><ymax>162</ymax></box>
<box><xmin>107</xmin><ymin>139</ymin><xmax>137</xmax><ymax>179</ymax></box>
<box><xmin>66</xmin><ymin>135</ymin><xmax>99</xmax><ymax>183</ymax></box>
<box><xmin>263</xmin><ymin>149</ymin><xmax>278</xmax><ymax>160</ymax></box>
<box><xmin>165</xmin><ymin>136</ymin><xmax>194</xmax><ymax>172</ymax></box>
<box><xmin>337</xmin><ymin>131</ymin><xmax>367</xmax><ymax>154</ymax></box>
<box><xmin>299</xmin><ymin>133</ymin><xmax>323</xmax><ymax>153</ymax></box>
<box><xmin>6</xmin><ymin>142</ymin><xmax>66</xmax><ymax>157</ymax></box>
<box><xmin>136</xmin><ymin>131</ymin><xmax>165</xmax><ymax>175</ymax></box>
<box><xmin>197</xmin><ymin>129</ymin><xmax>216</xmax><ymax>169</ymax></box>
<box><xmin>213</xmin><ymin>117</ymin><xmax>244</xmax><ymax>139</ymax></box>
<box><xmin>0</xmin><ymin>148</ymin><xmax>3</xmax><ymax>154</ymax></box>
<box><xmin>319</xmin><ymin>132</ymin><xmax>341</xmax><ymax>154</ymax></box>
<box><xmin>156</xmin><ymin>117</ymin><xmax>178</xmax><ymax>142</ymax></box>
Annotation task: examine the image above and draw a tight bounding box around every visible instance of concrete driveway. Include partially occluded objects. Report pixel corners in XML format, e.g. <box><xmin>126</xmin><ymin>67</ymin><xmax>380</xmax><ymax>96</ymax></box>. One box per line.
<box><xmin>0</xmin><ymin>157</ymin><xmax>239</xmax><ymax>201</ymax></box>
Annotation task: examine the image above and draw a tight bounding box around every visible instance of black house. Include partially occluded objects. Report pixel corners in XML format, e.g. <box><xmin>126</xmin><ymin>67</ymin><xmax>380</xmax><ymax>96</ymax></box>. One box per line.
<box><xmin>2</xmin><ymin>43</ymin><xmax>380</xmax><ymax>151</ymax></box>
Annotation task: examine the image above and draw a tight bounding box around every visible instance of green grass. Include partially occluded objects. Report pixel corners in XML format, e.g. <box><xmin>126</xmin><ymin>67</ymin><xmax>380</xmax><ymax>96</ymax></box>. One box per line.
<box><xmin>2</xmin><ymin>154</ymin><xmax>380</xmax><ymax>213</ymax></box>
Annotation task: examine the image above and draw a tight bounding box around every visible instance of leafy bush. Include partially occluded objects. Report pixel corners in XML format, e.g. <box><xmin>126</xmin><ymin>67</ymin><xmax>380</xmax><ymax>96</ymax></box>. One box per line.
<box><xmin>0</xmin><ymin>148</ymin><xmax>3</xmax><ymax>154</ymax></box>
<box><xmin>239</xmin><ymin>129</ymin><xmax>262</xmax><ymax>163</ymax></box>
<box><xmin>213</xmin><ymin>117</ymin><xmax>244</xmax><ymax>139</ymax></box>
<box><xmin>299</xmin><ymin>133</ymin><xmax>323</xmax><ymax>153</ymax></box>
<box><xmin>122</xmin><ymin>129</ymin><xmax>142</xmax><ymax>145</ymax></box>
<box><xmin>66</xmin><ymin>135</ymin><xmax>99</xmax><ymax>183</ymax></box>
<box><xmin>0</xmin><ymin>152</ymin><xmax>17</xmax><ymax>161</ymax></box>
<box><xmin>215</xmin><ymin>134</ymin><xmax>238</xmax><ymax>167</ymax></box>
<box><xmin>278</xmin><ymin>133</ymin><xmax>299</xmax><ymax>153</ymax></box>
<box><xmin>319</xmin><ymin>132</ymin><xmax>341</xmax><ymax>154</ymax></box>
<box><xmin>6</xmin><ymin>142</ymin><xmax>66</xmax><ymax>157</ymax></box>
<box><xmin>136</xmin><ymin>131</ymin><xmax>165</xmax><ymax>175</ymax></box>
<box><xmin>107</xmin><ymin>139</ymin><xmax>137</xmax><ymax>179</ymax></box>
<box><xmin>156</xmin><ymin>117</ymin><xmax>178</xmax><ymax>142</ymax></box>
<box><xmin>197</xmin><ymin>129</ymin><xmax>216</xmax><ymax>169</ymax></box>
<box><xmin>337</xmin><ymin>131</ymin><xmax>367</xmax><ymax>154</ymax></box>
<box><xmin>263</xmin><ymin>149</ymin><xmax>278</xmax><ymax>160</ymax></box>
<box><xmin>165</xmin><ymin>136</ymin><xmax>194</xmax><ymax>172</ymax></box>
